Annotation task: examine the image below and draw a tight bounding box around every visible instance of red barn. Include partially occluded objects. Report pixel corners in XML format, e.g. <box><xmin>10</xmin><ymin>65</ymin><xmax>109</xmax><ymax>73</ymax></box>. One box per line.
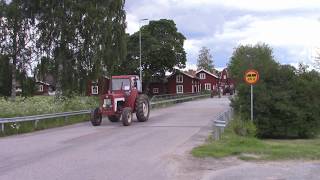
<box><xmin>219</xmin><ymin>68</ymin><xmax>235</xmax><ymax>95</ymax></box>
<box><xmin>166</xmin><ymin>70</ymin><xmax>200</xmax><ymax>94</ymax></box>
<box><xmin>195</xmin><ymin>69</ymin><xmax>219</xmax><ymax>92</ymax></box>
<box><xmin>87</xmin><ymin>76</ymin><xmax>110</xmax><ymax>96</ymax></box>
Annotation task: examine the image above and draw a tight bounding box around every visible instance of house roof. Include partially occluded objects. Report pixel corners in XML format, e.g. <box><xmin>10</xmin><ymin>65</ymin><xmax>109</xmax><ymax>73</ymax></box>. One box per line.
<box><xmin>220</xmin><ymin>68</ymin><xmax>230</xmax><ymax>77</ymax></box>
<box><xmin>196</xmin><ymin>69</ymin><xmax>219</xmax><ymax>78</ymax></box>
<box><xmin>36</xmin><ymin>81</ymin><xmax>51</xmax><ymax>86</ymax></box>
<box><xmin>167</xmin><ymin>69</ymin><xmax>199</xmax><ymax>80</ymax></box>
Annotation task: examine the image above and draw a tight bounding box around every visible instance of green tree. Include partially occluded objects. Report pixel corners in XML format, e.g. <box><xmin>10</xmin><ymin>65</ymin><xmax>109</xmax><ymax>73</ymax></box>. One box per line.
<box><xmin>0</xmin><ymin>0</ymin><xmax>35</xmax><ymax>101</ymax></box>
<box><xmin>125</xmin><ymin>19</ymin><xmax>187</xmax><ymax>90</ymax></box>
<box><xmin>36</xmin><ymin>0</ymin><xmax>126</xmax><ymax>96</ymax></box>
<box><xmin>0</xmin><ymin>55</ymin><xmax>11</xmax><ymax>96</ymax></box>
<box><xmin>229</xmin><ymin>44</ymin><xmax>320</xmax><ymax>138</ymax></box>
<box><xmin>197</xmin><ymin>46</ymin><xmax>214</xmax><ymax>72</ymax></box>
<box><xmin>315</xmin><ymin>50</ymin><xmax>320</xmax><ymax>70</ymax></box>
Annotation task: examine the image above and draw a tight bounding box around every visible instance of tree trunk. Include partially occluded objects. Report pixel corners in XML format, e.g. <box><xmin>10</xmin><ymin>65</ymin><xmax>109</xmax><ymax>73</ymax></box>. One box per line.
<box><xmin>11</xmin><ymin>20</ymin><xmax>18</xmax><ymax>102</ymax></box>
<box><xmin>11</xmin><ymin>58</ymin><xmax>16</xmax><ymax>101</ymax></box>
<box><xmin>55</xmin><ymin>56</ymin><xmax>63</xmax><ymax>99</ymax></box>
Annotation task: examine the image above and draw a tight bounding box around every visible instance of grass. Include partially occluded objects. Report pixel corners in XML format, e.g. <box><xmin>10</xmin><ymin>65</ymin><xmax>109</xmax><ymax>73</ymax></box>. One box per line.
<box><xmin>0</xmin><ymin>96</ymin><xmax>98</xmax><ymax>118</ymax></box>
<box><xmin>0</xmin><ymin>96</ymin><xmax>98</xmax><ymax>137</ymax></box>
<box><xmin>192</xmin><ymin>123</ymin><xmax>320</xmax><ymax>161</ymax></box>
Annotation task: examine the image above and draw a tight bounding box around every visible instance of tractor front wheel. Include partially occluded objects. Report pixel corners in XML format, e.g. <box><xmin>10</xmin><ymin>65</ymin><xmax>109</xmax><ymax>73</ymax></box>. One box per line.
<box><xmin>108</xmin><ymin>115</ymin><xmax>119</xmax><ymax>122</ymax></box>
<box><xmin>91</xmin><ymin>108</ymin><xmax>102</xmax><ymax>126</ymax></box>
<box><xmin>135</xmin><ymin>94</ymin><xmax>150</xmax><ymax>122</ymax></box>
<box><xmin>121</xmin><ymin>108</ymin><xmax>133</xmax><ymax>126</ymax></box>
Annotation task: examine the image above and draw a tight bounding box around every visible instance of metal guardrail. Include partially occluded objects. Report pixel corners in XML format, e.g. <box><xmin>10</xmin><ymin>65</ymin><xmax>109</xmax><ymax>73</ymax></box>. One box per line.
<box><xmin>0</xmin><ymin>93</ymin><xmax>211</xmax><ymax>133</ymax></box>
<box><xmin>0</xmin><ymin>110</ymin><xmax>91</xmax><ymax>133</ymax></box>
<box><xmin>150</xmin><ymin>93</ymin><xmax>210</xmax><ymax>106</ymax></box>
<box><xmin>212</xmin><ymin>108</ymin><xmax>233</xmax><ymax>140</ymax></box>
<box><xmin>150</xmin><ymin>92</ymin><xmax>208</xmax><ymax>102</ymax></box>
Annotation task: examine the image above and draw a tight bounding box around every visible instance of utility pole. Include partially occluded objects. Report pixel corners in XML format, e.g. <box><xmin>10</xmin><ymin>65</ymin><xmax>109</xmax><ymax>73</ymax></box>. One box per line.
<box><xmin>139</xmin><ymin>18</ymin><xmax>148</xmax><ymax>83</ymax></box>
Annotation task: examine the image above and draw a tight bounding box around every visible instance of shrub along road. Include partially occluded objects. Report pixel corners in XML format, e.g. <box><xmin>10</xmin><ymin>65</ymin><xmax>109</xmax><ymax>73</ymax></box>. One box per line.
<box><xmin>0</xmin><ymin>97</ymin><xmax>230</xmax><ymax>180</ymax></box>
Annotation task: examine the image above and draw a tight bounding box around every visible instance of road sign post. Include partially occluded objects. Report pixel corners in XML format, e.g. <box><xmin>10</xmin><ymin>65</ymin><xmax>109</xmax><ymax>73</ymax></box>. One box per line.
<box><xmin>244</xmin><ymin>69</ymin><xmax>259</xmax><ymax>122</ymax></box>
<box><xmin>251</xmin><ymin>84</ymin><xmax>253</xmax><ymax>121</ymax></box>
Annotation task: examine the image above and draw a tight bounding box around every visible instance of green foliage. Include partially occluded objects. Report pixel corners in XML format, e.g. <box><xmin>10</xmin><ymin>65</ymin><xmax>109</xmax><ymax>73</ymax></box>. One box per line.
<box><xmin>229</xmin><ymin>44</ymin><xmax>320</xmax><ymax>138</ymax></box>
<box><xmin>231</xmin><ymin>117</ymin><xmax>257</xmax><ymax>137</ymax></box>
<box><xmin>124</xmin><ymin>19</ymin><xmax>187</xmax><ymax>89</ymax></box>
<box><xmin>197</xmin><ymin>46</ymin><xmax>214</xmax><ymax>71</ymax></box>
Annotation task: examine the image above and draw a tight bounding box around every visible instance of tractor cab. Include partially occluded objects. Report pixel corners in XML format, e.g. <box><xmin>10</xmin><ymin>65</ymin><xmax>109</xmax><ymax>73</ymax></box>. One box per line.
<box><xmin>91</xmin><ymin>75</ymin><xmax>150</xmax><ymax>126</ymax></box>
<box><xmin>110</xmin><ymin>75</ymin><xmax>142</xmax><ymax>93</ymax></box>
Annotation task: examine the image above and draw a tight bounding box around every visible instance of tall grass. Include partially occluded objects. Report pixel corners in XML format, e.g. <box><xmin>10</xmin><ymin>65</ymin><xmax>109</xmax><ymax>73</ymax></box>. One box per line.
<box><xmin>0</xmin><ymin>96</ymin><xmax>98</xmax><ymax>118</ymax></box>
<box><xmin>0</xmin><ymin>96</ymin><xmax>99</xmax><ymax>136</ymax></box>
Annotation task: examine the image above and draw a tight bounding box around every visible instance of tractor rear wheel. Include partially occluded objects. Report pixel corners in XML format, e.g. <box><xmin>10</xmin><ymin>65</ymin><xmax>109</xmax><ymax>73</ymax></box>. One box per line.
<box><xmin>135</xmin><ymin>94</ymin><xmax>150</xmax><ymax>122</ymax></box>
<box><xmin>121</xmin><ymin>107</ymin><xmax>133</xmax><ymax>126</ymax></box>
<box><xmin>108</xmin><ymin>115</ymin><xmax>119</xmax><ymax>122</ymax></box>
<box><xmin>91</xmin><ymin>108</ymin><xmax>102</xmax><ymax>126</ymax></box>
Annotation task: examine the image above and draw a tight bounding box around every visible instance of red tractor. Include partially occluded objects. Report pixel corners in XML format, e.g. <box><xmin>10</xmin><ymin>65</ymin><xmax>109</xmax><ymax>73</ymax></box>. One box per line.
<box><xmin>90</xmin><ymin>75</ymin><xmax>150</xmax><ymax>126</ymax></box>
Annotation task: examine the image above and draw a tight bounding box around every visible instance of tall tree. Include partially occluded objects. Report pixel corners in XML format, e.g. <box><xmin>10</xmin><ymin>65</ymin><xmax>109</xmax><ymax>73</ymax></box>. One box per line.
<box><xmin>125</xmin><ymin>19</ymin><xmax>187</xmax><ymax>90</ymax></box>
<box><xmin>315</xmin><ymin>50</ymin><xmax>320</xmax><ymax>70</ymax></box>
<box><xmin>197</xmin><ymin>46</ymin><xmax>214</xmax><ymax>72</ymax></box>
<box><xmin>36</xmin><ymin>0</ymin><xmax>126</xmax><ymax>97</ymax></box>
<box><xmin>0</xmin><ymin>55</ymin><xmax>11</xmax><ymax>96</ymax></box>
<box><xmin>0</xmin><ymin>0</ymin><xmax>35</xmax><ymax>101</ymax></box>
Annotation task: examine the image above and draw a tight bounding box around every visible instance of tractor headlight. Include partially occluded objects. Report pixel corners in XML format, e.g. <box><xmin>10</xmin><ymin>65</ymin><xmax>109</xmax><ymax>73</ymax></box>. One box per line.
<box><xmin>103</xmin><ymin>98</ymin><xmax>112</xmax><ymax>108</ymax></box>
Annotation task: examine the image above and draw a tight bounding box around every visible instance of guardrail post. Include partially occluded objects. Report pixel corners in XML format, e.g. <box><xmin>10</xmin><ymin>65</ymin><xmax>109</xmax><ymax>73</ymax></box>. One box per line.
<box><xmin>34</xmin><ymin>120</ymin><xmax>38</xmax><ymax>129</ymax></box>
<box><xmin>1</xmin><ymin>123</ymin><xmax>4</xmax><ymax>133</ymax></box>
<box><xmin>64</xmin><ymin>116</ymin><xmax>68</xmax><ymax>124</ymax></box>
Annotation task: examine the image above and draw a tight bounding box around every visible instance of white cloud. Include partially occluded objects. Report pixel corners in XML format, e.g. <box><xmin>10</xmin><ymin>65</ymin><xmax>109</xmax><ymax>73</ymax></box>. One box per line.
<box><xmin>125</xmin><ymin>0</ymin><xmax>320</xmax><ymax>68</ymax></box>
<box><xmin>214</xmin><ymin>14</ymin><xmax>320</xmax><ymax>64</ymax></box>
<box><xmin>176</xmin><ymin>0</ymin><xmax>320</xmax><ymax>11</ymax></box>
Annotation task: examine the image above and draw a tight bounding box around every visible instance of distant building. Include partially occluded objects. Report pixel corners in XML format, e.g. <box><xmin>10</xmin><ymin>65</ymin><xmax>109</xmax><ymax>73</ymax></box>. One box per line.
<box><xmin>219</xmin><ymin>68</ymin><xmax>235</xmax><ymax>95</ymax></box>
<box><xmin>35</xmin><ymin>74</ymin><xmax>56</xmax><ymax>96</ymax></box>
<box><xmin>87</xmin><ymin>76</ymin><xmax>110</xmax><ymax>96</ymax></box>
<box><xmin>195</xmin><ymin>69</ymin><xmax>219</xmax><ymax>92</ymax></box>
<box><xmin>166</xmin><ymin>70</ymin><xmax>200</xmax><ymax>94</ymax></box>
<box><xmin>35</xmin><ymin>81</ymin><xmax>55</xmax><ymax>96</ymax></box>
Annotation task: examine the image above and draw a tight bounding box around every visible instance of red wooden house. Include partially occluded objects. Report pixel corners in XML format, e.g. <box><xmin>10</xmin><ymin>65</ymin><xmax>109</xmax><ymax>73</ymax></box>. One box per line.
<box><xmin>87</xmin><ymin>76</ymin><xmax>110</xmax><ymax>96</ymax></box>
<box><xmin>148</xmin><ymin>82</ymin><xmax>166</xmax><ymax>95</ymax></box>
<box><xmin>219</xmin><ymin>68</ymin><xmax>235</xmax><ymax>95</ymax></box>
<box><xmin>35</xmin><ymin>81</ymin><xmax>55</xmax><ymax>96</ymax></box>
<box><xmin>166</xmin><ymin>70</ymin><xmax>200</xmax><ymax>94</ymax></box>
<box><xmin>195</xmin><ymin>69</ymin><xmax>219</xmax><ymax>92</ymax></box>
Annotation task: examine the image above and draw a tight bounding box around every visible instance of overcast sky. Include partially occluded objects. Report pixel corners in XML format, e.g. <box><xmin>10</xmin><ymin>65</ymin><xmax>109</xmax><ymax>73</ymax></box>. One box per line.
<box><xmin>125</xmin><ymin>0</ymin><xmax>320</xmax><ymax>69</ymax></box>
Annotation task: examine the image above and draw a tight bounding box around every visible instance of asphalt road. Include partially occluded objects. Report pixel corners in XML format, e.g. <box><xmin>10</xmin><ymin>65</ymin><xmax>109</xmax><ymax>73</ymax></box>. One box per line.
<box><xmin>0</xmin><ymin>97</ymin><xmax>230</xmax><ymax>180</ymax></box>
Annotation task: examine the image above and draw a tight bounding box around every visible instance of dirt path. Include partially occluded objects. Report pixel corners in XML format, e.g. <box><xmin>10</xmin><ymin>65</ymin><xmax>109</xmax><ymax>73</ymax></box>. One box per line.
<box><xmin>171</xmin><ymin>152</ymin><xmax>320</xmax><ymax>180</ymax></box>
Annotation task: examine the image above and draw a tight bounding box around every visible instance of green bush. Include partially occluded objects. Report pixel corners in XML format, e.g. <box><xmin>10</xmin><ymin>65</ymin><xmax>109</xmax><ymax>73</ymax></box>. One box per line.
<box><xmin>231</xmin><ymin>117</ymin><xmax>257</xmax><ymax>137</ymax></box>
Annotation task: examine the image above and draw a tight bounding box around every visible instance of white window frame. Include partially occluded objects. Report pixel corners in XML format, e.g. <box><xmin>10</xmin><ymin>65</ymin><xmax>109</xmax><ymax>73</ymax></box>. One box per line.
<box><xmin>91</xmin><ymin>85</ymin><xmax>99</xmax><ymax>95</ymax></box>
<box><xmin>176</xmin><ymin>74</ymin><xmax>183</xmax><ymax>83</ymax></box>
<box><xmin>153</xmin><ymin>88</ymin><xmax>159</xmax><ymax>94</ymax></box>
<box><xmin>200</xmin><ymin>73</ymin><xmax>206</xmax><ymax>79</ymax></box>
<box><xmin>205</xmin><ymin>83</ymin><xmax>211</xmax><ymax>90</ymax></box>
<box><xmin>223</xmin><ymin>75</ymin><xmax>227</xmax><ymax>79</ymax></box>
<box><xmin>176</xmin><ymin>85</ymin><xmax>184</xmax><ymax>94</ymax></box>
<box><xmin>38</xmin><ymin>85</ymin><xmax>44</xmax><ymax>92</ymax></box>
